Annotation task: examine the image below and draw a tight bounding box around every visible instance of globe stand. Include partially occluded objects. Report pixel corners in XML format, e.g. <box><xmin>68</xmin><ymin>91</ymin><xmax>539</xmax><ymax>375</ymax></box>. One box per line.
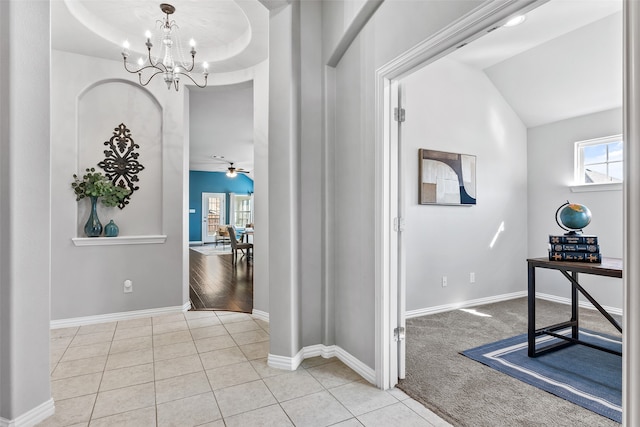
<box><xmin>555</xmin><ymin>201</ymin><xmax>592</xmax><ymax>236</ymax></box>
<box><xmin>562</xmin><ymin>230</ymin><xmax>583</xmax><ymax>236</ymax></box>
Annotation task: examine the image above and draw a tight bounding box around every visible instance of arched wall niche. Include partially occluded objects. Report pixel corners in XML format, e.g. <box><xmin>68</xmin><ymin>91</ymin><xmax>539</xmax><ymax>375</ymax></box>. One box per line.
<box><xmin>76</xmin><ymin>79</ymin><xmax>163</xmax><ymax>236</ymax></box>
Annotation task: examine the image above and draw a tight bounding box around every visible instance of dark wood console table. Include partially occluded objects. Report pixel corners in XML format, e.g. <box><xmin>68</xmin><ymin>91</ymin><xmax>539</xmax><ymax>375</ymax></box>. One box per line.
<box><xmin>527</xmin><ymin>257</ymin><xmax>622</xmax><ymax>357</ymax></box>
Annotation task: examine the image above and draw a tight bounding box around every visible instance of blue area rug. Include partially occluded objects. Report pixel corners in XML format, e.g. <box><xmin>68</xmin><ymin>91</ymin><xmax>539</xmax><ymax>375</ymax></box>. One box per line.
<box><xmin>462</xmin><ymin>329</ymin><xmax>622</xmax><ymax>423</ymax></box>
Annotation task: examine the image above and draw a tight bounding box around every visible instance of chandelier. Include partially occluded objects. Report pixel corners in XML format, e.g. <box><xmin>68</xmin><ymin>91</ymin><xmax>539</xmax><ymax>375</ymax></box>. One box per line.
<box><xmin>121</xmin><ymin>3</ymin><xmax>209</xmax><ymax>91</ymax></box>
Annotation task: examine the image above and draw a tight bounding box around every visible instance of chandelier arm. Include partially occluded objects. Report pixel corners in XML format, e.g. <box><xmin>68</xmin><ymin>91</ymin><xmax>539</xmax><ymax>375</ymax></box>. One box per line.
<box><xmin>123</xmin><ymin>61</ymin><xmax>166</xmax><ymax>75</ymax></box>
<box><xmin>123</xmin><ymin>59</ymin><xmax>140</xmax><ymax>74</ymax></box>
<box><xmin>139</xmin><ymin>70</ymin><xmax>165</xmax><ymax>87</ymax></box>
<box><xmin>124</xmin><ymin>62</ymin><xmax>167</xmax><ymax>78</ymax></box>
<box><xmin>140</xmin><ymin>63</ymin><xmax>167</xmax><ymax>73</ymax></box>
<box><xmin>147</xmin><ymin>48</ymin><xmax>158</xmax><ymax>67</ymax></box>
<box><xmin>178</xmin><ymin>72</ymin><xmax>208</xmax><ymax>88</ymax></box>
<box><xmin>182</xmin><ymin>55</ymin><xmax>196</xmax><ymax>73</ymax></box>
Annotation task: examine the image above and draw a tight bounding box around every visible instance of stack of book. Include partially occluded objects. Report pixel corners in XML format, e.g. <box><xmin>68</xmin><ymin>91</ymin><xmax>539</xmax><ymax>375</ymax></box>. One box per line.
<box><xmin>548</xmin><ymin>234</ymin><xmax>601</xmax><ymax>263</ymax></box>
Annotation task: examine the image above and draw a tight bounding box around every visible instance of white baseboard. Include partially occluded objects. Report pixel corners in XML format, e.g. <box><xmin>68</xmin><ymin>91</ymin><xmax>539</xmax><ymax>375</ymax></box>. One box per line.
<box><xmin>268</xmin><ymin>349</ymin><xmax>304</xmax><ymax>371</ymax></box>
<box><xmin>536</xmin><ymin>292</ymin><xmax>623</xmax><ymax>316</ymax></box>
<box><xmin>0</xmin><ymin>398</ymin><xmax>54</xmax><ymax>427</ymax></box>
<box><xmin>301</xmin><ymin>344</ymin><xmax>336</xmax><ymax>360</ymax></box>
<box><xmin>251</xmin><ymin>309</ymin><xmax>269</xmax><ymax>323</ymax></box>
<box><xmin>189</xmin><ymin>241</ymin><xmax>203</xmax><ymax>246</ymax></box>
<box><xmin>51</xmin><ymin>303</ymin><xmax>191</xmax><ymax>329</ymax></box>
<box><xmin>267</xmin><ymin>344</ymin><xmax>376</xmax><ymax>385</ymax></box>
<box><xmin>405</xmin><ymin>291</ymin><xmax>527</xmax><ymax>319</ymax></box>
<box><xmin>334</xmin><ymin>346</ymin><xmax>376</xmax><ymax>384</ymax></box>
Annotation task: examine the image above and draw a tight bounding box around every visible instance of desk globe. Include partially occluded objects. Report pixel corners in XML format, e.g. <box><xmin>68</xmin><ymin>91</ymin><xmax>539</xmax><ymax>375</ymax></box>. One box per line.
<box><xmin>555</xmin><ymin>201</ymin><xmax>592</xmax><ymax>235</ymax></box>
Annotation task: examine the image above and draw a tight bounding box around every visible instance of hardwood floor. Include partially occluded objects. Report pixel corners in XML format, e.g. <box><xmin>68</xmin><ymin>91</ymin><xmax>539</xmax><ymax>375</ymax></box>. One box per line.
<box><xmin>189</xmin><ymin>249</ymin><xmax>253</xmax><ymax>313</ymax></box>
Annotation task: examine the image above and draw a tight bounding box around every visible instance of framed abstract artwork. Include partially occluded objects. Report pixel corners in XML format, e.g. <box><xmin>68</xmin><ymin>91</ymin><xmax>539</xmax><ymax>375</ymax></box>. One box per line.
<box><xmin>418</xmin><ymin>149</ymin><xmax>476</xmax><ymax>205</ymax></box>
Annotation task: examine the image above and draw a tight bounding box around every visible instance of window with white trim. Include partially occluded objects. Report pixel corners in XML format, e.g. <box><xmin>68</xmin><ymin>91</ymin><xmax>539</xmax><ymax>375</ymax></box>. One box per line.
<box><xmin>574</xmin><ymin>135</ymin><xmax>623</xmax><ymax>185</ymax></box>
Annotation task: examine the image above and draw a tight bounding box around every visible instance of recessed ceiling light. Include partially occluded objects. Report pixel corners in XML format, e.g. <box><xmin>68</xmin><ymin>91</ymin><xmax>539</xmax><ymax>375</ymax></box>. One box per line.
<box><xmin>503</xmin><ymin>15</ymin><xmax>526</xmax><ymax>27</ymax></box>
<box><xmin>211</xmin><ymin>155</ymin><xmax>225</xmax><ymax>159</ymax></box>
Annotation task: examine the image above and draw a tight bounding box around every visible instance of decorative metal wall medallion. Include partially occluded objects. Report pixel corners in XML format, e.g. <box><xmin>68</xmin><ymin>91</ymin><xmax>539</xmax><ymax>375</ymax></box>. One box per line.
<box><xmin>98</xmin><ymin>123</ymin><xmax>145</xmax><ymax>209</ymax></box>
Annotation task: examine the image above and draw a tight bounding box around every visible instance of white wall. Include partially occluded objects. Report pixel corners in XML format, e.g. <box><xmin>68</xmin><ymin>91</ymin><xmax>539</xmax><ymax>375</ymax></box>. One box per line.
<box><xmin>330</xmin><ymin>0</ymin><xmax>483</xmax><ymax>369</ymax></box>
<box><xmin>527</xmin><ymin>108</ymin><xmax>623</xmax><ymax>309</ymax></box>
<box><xmin>402</xmin><ymin>58</ymin><xmax>528</xmax><ymax>312</ymax></box>
<box><xmin>51</xmin><ymin>50</ymin><xmax>188</xmax><ymax>320</ymax></box>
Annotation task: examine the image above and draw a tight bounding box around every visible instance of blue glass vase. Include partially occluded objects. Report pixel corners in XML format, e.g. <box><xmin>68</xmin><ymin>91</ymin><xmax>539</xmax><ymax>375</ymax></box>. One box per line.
<box><xmin>104</xmin><ymin>220</ymin><xmax>119</xmax><ymax>237</ymax></box>
<box><xmin>84</xmin><ymin>196</ymin><xmax>102</xmax><ymax>237</ymax></box>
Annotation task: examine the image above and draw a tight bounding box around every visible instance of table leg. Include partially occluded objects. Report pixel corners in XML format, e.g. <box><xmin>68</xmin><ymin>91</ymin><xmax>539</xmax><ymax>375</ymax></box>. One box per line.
<box><xmin>528</xmin><ymin>264</ymin><xmax>536</xmax><ymax>357</ymax></box>
<box><xmin>571</xmin><ymin>271</ymin><xmax>579</xmax><ymax>339</ymax></box>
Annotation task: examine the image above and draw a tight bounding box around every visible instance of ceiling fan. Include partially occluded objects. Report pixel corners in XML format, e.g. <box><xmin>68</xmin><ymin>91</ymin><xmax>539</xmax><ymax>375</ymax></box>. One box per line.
<box><xmin>225</xmin><ymin>162</ymin><xmax>250</xmax><ymax>178</ymax></box>
<box><xmin>210</xmin><ymin>156</ymin><xmax>251</xmax><ymax>177</ymax></box>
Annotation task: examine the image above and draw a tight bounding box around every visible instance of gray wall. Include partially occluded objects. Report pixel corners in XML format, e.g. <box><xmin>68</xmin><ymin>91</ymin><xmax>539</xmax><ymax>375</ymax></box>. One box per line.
<box><xmin>299</xmin><ymin>1</ymin><xmax>326</xmax><ymax>347</ymax></box>
<box><xmin>527</xmin><ymin>108</ymin><xmax>623</xmax><ymax>309</ymax></box>
<box><xmin>51</xmin><ymin>50</ymin><xmax>188</xmax><ymax>320</ymax></box>
<box><xmin>268</xmin><ymin>3</ymin><xmax>302</xmax><ymax>357</ymax></box>
<box><xmin>266</xmin><ymin>0</ymin><xmax>327</xmax><ymax>356</ymax></box>
<box><xmin>0</xmin><ymin>0</ymin><xmax>52</xmax><ymax>420</ymax></box>
<box><xmin>329</xmin><ymin>0</ymin><xmax>483</xmax><ymax>368</ymax></box>
<box><xmin>264</xmin><ymin>0</ymin><xmax>483</xmax><ymax>367</ymax></box>
<box><xmin>189</xmin><ymin>81</ymin><xmax>254</xmax><ymax>172</ymax></box>
<box><xmin>252</xmin><ymin>60</ymin><xmax>270</xmax><ymax>316</ymax></box>
<box><xmin>402</xmin><ymin>57</ymin><xmax>528</xmax><ymax>312</ymax></box>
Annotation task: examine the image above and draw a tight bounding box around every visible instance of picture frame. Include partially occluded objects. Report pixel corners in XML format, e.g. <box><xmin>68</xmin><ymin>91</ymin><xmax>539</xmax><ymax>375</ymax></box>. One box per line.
<box><xmin>418</xmin><ymin>148</ymin><xmax>476</xmax><ymax>205</ymax></box>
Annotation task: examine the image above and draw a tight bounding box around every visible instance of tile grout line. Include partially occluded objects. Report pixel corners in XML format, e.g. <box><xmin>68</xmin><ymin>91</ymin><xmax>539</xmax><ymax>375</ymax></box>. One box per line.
<box><xmin>398</xmin><ymin>399</ymin><xmax>438</xmax><ymax>427</ymax></box>
<box><xmin>87</xmin><ymin>324</ymin><xmax>116</xmax><ymax>425</ymax></box>
<box><xmin>193</xmin><ymin>310</ymin><xmax>225</xmax><ymax>425</ymax></box>
<box><xmin>50</xmin><ymin>326</ymin><xmax>80</xmax><ymax>377</ymax></box>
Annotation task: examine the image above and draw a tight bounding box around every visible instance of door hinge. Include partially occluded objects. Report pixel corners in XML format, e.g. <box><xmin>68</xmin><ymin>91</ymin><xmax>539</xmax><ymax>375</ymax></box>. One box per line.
<box><xmin>393</xmin><ymin>217</ymin><xmax>405</xmax><ymax>232</ymax></box>
<box><xmin>394</xmin><ymin>107</ymin><xmax>405</xmax><ymax>123</ymax></box>
<box><xmin>394</xmin><ymin>326</ymin><xmax>406</xmax><ymax>342</ymax></box>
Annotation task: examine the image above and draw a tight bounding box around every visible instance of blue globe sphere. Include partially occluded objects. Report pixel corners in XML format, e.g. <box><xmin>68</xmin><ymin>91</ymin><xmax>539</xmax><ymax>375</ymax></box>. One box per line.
<box><xmin>558</xmin><ymin>203</ymin><xmax>592</xmax><ymax>231</ymax></box>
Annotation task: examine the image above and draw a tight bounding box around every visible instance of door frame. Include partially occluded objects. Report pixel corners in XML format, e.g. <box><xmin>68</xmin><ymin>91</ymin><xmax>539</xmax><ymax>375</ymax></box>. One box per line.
<box><xmin>374</xmin><ymin>0</ymin><xmax>545</xmax><ymax>390</ymax></box>
<box><xmin>202</xmin><ymin>192</ymin><xmax>226</xmax><ymax>243</ymax></box>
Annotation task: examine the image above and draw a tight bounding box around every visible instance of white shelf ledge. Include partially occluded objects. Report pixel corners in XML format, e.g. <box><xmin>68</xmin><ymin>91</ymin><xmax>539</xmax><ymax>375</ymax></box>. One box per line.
<box><xmin>72</xmin><ymin>235</ymin><xmax>167</xmax><ymax>246</ymax></box>
<box><xmin>570</xmin><ymin>183</ymin><xmax>622</xmax><ymax>193</ymax></box>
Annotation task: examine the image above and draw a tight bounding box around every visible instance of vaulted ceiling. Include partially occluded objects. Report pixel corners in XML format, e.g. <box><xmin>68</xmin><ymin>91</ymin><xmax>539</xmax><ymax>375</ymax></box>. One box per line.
<box><xmin>449</xmin><ymin>0</ymin><xmax>622</xmax><ymax>128</ymax></box>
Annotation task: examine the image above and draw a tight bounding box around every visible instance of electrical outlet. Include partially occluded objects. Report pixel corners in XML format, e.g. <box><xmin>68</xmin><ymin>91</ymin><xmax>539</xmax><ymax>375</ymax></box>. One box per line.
<box><xmin>442</xmin><ymin>276</ymin><xmax>448</xmax><ymax>287</ymax></box>
<box><xmin>124</xmin><ymin>279</ymin><xmax>133</xmax><ymax>293</ymax></box>
<box><xmin>470</xmin><ymin>272</ymin><xmax>476</xmax><ymax>283</ymax></box>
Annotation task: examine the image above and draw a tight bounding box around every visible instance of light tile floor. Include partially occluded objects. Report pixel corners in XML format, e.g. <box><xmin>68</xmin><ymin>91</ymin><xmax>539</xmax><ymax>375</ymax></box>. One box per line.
<box><xmin>40</xmin><ymin>310</ymin><xmax>451</xmax><ymax>427</ymax></box>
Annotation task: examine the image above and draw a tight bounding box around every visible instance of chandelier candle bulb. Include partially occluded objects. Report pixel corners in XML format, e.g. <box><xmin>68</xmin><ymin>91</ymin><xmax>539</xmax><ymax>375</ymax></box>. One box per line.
<box><xmin>122</xmin><ymin>40</ymin><xmax>130</xmax><ymax>58</ymax></box>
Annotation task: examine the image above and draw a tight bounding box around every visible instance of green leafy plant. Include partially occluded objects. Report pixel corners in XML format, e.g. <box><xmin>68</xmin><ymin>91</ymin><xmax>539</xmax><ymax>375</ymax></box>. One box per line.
<box><xmin>71</xmin><ymin>168</ymin><xmax>131</xmax><ymax>207</ymax></box>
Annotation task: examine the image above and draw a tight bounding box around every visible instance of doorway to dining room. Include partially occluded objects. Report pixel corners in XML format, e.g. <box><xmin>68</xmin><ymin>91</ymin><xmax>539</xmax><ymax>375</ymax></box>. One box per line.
<box><xmin>188</xmin><ymin>80</ymin><xmax>256</xmax><ymax>313</ymax></box>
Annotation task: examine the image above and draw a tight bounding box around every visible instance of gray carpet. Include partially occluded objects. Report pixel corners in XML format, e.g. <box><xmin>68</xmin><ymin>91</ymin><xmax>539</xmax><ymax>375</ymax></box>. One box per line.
<box><xmin>398</xmin><ymin>297</ymin><xmax>621</xmax><ymax>426</ymax></box>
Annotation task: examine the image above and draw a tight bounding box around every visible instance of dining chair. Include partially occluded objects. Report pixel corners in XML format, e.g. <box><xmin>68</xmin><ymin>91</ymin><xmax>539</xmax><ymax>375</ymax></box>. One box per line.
<box><xmin>227</xmin><ymin>225</ymin><xmax>253</xmax><ymax>264</ymax></box>
<box><xmin>214</xmin><ymin>225</ymin><xmax>230</xmax><ymax>247</ymax></box>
